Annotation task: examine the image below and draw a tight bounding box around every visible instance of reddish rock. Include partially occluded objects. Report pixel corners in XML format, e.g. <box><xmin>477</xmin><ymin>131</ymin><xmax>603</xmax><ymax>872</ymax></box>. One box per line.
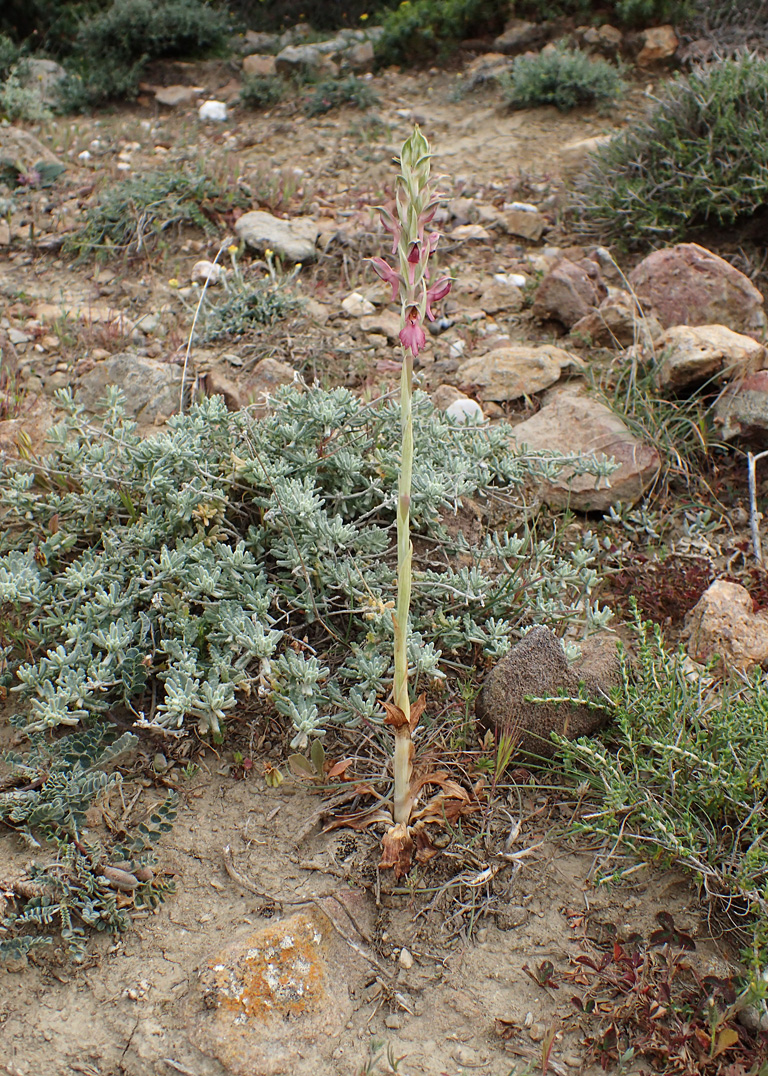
<box><xmin>637</xmin><ymin>25</ymin><xmax>678</xmax><ymax>66</ymax></box>
<box><xmin>714</xmin><ymin>370</ymin><xmax>768</xmax><ymax>441</ymax></box>
<box><xmin>683</xmin><ymin>580</ymin><xmax>768</xmax><ymax>675</ymax></box>
<box><xmin>628</xmin><ymin>243</ymin><xmax>766</xmax><ymax>334</ymax></box>
<box><xmin>570</xmin><ymin>289</ymin><xmax>662</xmax><ymax>348</ymax></box>
<box><xmin>533</xmin><ymin>259</ymin><xmax>607</xmax><ymax>328</ymax></box>
<box><xmin>457</xmin><ymin>344</ymin><xmax>582</xmax><ymax>402</ymax></box>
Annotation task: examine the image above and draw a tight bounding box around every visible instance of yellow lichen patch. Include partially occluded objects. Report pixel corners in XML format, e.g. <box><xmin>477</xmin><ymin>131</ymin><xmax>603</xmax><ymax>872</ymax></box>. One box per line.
<box><xmin>206</xmin><ymin>913</ymin><xmax>329</xmax><ymax>1021</ymax></box>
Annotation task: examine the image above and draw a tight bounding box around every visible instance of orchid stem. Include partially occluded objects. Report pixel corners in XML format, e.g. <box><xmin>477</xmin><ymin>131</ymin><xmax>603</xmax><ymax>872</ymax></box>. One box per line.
<box><xmin>392</xmin><ymin>347</ymin><xmax>414</xmax><ymax>824</ymax></box>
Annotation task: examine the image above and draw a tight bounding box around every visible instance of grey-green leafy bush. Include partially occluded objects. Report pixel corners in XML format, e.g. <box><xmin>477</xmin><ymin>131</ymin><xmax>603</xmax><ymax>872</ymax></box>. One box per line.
<box><xmin>557</xmin><ymin>611</ymin><xmax>768</xmax><ymax>955</ymax></box>
<box><xmin>240</xmin><ymin>73</ymin><xmax>285</xmax><ymax>110</ymax></box>
<box><xmin>0</xmin><ymin>385</ymin><xmax>614</xmax><ymax>748</ymax></box>
<box><xmin>0</xmin><ymin>34</ymin><xmax>20</xmax><ymax>81</ymax></box>
<box><xmin>500</xmin><ymin>45</ymin><xmax>625</xmax><ymax>113</ymax></box>
<box><xmin>374</xmin><ymin>0</ymin><xmax>506</xmax><ymax>67</ymax></box>
<box><xmin>201</xmin><ymin>278</ymin><xmax>300</xmax><ymax>339</ymax></box>
<box><xmin>66</xmin><ymin>168</ymin><xmax>250</xmax><ymax>260</ymax></box>
<box><xmin>65</xmin><ymin>0</ymin><xmax>231</xmax><ymax>105</ymax></box>
<box><xmin>0</xmin><ymin>724</ymin><xmax>177</xmax><ymax>961</ymax></box>
<box><xmin>575</xmin><ymin>54</ymin><xmax>768</xmax><ymax>246</ymax></box>
<box><xmin>300</xmin><ymin>75</ymin><xmax>378</xmax><ymax>117</ymax></box>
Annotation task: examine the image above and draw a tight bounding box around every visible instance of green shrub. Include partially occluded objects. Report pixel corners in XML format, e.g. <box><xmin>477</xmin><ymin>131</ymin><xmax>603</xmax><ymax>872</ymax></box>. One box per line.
<box><xmin>0</xmin><ymin>386</ymin><xmax>613</xmax><ymax>745</ymax></box>
<box><xmin>67</xmin><ymin>0</ymin><xmax>231</xmax><ymax>103</ymax></box>
<box><xmin>66</xmin><ymin>168</ymin><xmax>250</xmax><ymax>260</ymax></box>
<box><xmin>575</xmin><ymin>55</ymin><xmax>768</xmax><ymax>246</ymax></box>
<box><xmin>0</xmin><ymin>34</ymin><xmax>21</xmax><ymax>80</ymax></box>
<box><xmin>240</xmin><ymin>73</ymin><xmax>285</xmax><ymax>109</ymax></box>
<box><xmin>300</xmin><ymin>74</ymin><xmax>378</xmax><ymax>117</ymax></box>
<box><xmin>501</xmin><ymin>45</ymin><xmax>625</xmax><ymax>112</ymax></box>
<box><xmin>0</xmin><ymin>0</ymin><xmax>107</xmax><ymax>54</ymax></box>
<box><xmin>224</xmin><ymin>0</ymin><xmax>399</xmax><ymax>31</ymax></box>
<box><xmin>559</xmin><ymin>610</ymin><xmax>768</xmax><ymax>959</ymax></box>
<box><xmin>614</xmin><ymin>0</ymin><xmax>694</xmax><ymax>26</ymax></box>
<box><xmin>375</xmin><ymin>0</ymin><xmax>507</xmax><ymax>67</ymax></box>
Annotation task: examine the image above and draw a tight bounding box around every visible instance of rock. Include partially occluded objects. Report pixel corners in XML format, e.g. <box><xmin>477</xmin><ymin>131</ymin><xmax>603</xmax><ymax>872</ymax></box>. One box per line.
<box><xmin>637</xmin><ymin>25</ymin><xmax>678</xmax><ymax>66</ymax></box>
<box><xmin>398</xmin><ymin>947</ymin><xmax>414</xmax><ymax>970</ymax></box>
<box><xmin>190</xmin><ymin>908</ymin><xmax>361</xmax><ymax>1076</ymax></box>
<box><xmin>570</xmin><ymin>289</ymin><xmax>663</xmax><ymax>348</ymax></box>
<box><xmin>479</xmin><ymin>279</ymin><xmax>524</xmax><ymax>315</ymax></box>
<box><xmin>477</xmin><ymin>627</ymin><xmax>621</xmax><ymax>759</ymax></box>
<box><xmin>628</xmin><ymin>243</ymin><xmax>766</xmax><ymax>334</ymax></box>
<box><xmin>448</xmin><ymin>196</ymin><xmax>475</xmax><ymax>225</ymax></box>
<box><xmin>199</xmin><ymin>368</ymin><xmax>242</xmax><ymax>411</ymax></box>
<box><xmin>431</xmin><ymin>384</ymin><xmax>467</xmax><ymax>411</ymax></box>
<box><xmin>714</xmin><ymin>370</ymin><xmax>768</xmax><ymax>441</ymax></box>
<box><xmin>446</xmin><ymin>397</ymin><xmax>484</xmax><ymax>423</ymax></box>
<box><xmin>243</xmin><ymin>357</ymin><xmax>296</xmax><ymax>413</ymax></box>
<box><xmin>243</xmin><ymin>29</ymin><xmax>280</xmax><ymax>53</ymax></box>
<box><xmin>558</xmin><ymin>133</ymin><xmax>614</xmax><ymax>179</ymax></box>
<box><xmin>275</xmin><ymin>44</ymin><xmax>337</xmax><ymax>78</ymax></box>
<box><xmin>464</xmin><ymin>52</ymin><xmax>512</xmax><ymax>87</ymax></box>
<box><xmin>495</xmin><ymin>905</ymin><xmax>528</xmax><ymax>930</ymax></box>
<box><xmin>192</xmin><ymin>260</ymin><xmax>225</xmax><ymax>285</ymax></box>
<box><xmin>449</xmin><ymin>223</ymin><xmax>492</xmax><ymax>242</ymax></box>
<box><xmin>533</xmin><ymin>259</ymin><xmax>607</xmax><ymax>328</ymax></box>
<box><xmin>154</xmin><ymin>84</ymin><xmax>202</xmax><ymax>107</ymax></box>
<box><xmin>18</xmin><ymin>58</ymin><xmax>67</xmax><ymax>106</ymax></box>
<box><xmin>0</xmin><ymin>125</ymin><xmax>63</xmax><ymax>170</ymax></box>
<box><xmin>500</xmin><ymin>208</ymin><xmax>546</xmax><ymax>242</ymax></box>
<box><xmin>509</xmin><ymin>387</ymin><xmax>660</xmax><ymax>510</ymax></box>
<box><xmin>653</xmin><ymin>324</ymin><xmax>766</xmax><ymax>390</ymax></box>
<box><xmin>341</xmin><ymin>292</ymin><xmax>375</xmax><ymax>317</ymax></box>
<box><xmin>235</xmin><ymin>210</ymin><xmax>319</xmax><ymax>263</ymax></box>
<box><xmin>494</xmin><ymin>19</ymin><xmax>549</xmax><ymax>55</ymax></box>
<box><xmin>683</xmin><ymin>580</ymin><xmax>768</xmax><ymax>675</ymax></box>
<box><xmin>360</xmin><ymin>310</ymin><xmax>401</xmax><ymax>342</ymax></box>
<box><xmin>76</xmin><ymin>353</ymin><xmax>185</xmax><ymax>425</ymax></box>
<box><xmin>579</xmin><ymin>23</ymin><xmax>623</xmax><ymax>55</ymax></box>
<box><xmin>198</xmin><ymin>100</ymin><xmax>227</xmax><ymax>121</ymax></box>
<box><xmin>242</xmin><ymin>54</ymin><xmax>277</xmax><ymax>77</ymax></box>
<box><xmin>457</xmin><ymin>344</ymin><xmax>582</xmax><ymax>402</ymax></box>
<box><xmin>345</xmin><ymin>40</ymin><xmax>375</xmax><ymax>72</ymax></box>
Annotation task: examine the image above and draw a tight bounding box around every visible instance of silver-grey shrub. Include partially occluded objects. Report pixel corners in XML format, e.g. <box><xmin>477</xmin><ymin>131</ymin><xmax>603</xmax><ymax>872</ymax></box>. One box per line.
<box><xmin>0</xmin><ymin>385</ymin><xmax>614</xmax><ymax>746</ymax></box>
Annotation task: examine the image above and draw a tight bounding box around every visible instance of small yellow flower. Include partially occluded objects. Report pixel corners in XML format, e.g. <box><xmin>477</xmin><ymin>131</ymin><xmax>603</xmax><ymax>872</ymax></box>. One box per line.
<box><xmin>168</xmin><ymin>278</ymin><xmax>179</xmax><ymax>288</ymax></box>
<box><xmin>228</xmin><ymin>244</ymin><xmax>238</xmax><ymax>255</ymax></box>
<box><xmin>360</xmin><ymin>11</ymin><xmax>369</xmax><ymax>18</ymax></box>
<box><xmin>264</xmin><ymin>247</ymin><xmax>274</xmax><ymax>258</ymax></box>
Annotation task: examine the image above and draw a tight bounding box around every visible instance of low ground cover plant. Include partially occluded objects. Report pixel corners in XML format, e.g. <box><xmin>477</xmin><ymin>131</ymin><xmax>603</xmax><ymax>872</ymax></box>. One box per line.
<box><xmin>374</xmin><ymin>0</ymin><xmax>506</xmax><ymax>67</ymax></box>
<box><xmin>300</xmin><ymin>74</ymin><xmax>378</xmax><ymax>117</ymax></box>
<box><xmin>575</xmin><ymin>54</ymin><xmax>768</xmax><ymax>245</ymax></box>
<box><xmin>240</xmin><ymin>73</ymin><xmax>285</xmax><ymax>110</ymax></box>
<box><xmin>501</xmin><ymin>45</ymin><xmax>625</xmax><ymax>112</ymax></box>
<box><xmin>67</xmin><ymin>168</ymin><xmax>250</xmax><ymax>260</ymax></box>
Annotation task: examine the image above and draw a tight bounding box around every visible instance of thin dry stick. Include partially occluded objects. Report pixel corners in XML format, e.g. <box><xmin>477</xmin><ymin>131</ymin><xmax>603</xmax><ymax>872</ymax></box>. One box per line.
<box><xmin>179</xmin><ymin>237</ymin><xmax>232</xmax><ymax>415</ymax></box>
<box><xmin>747</xmin><ymin>449</ymin><xmax>768</xmax><ymax>564</ymax></box>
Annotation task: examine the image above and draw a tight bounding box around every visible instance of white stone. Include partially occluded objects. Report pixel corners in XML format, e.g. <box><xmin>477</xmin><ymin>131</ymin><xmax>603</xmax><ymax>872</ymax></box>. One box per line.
<box><xmin>192</xmin><ymin>260</ymin><xmax>225</xmax><ymax>285</ymax></box>
<box><xmin>198</xmin><ymin>100</ymin><xmax>228</xmax><ymax>122</ymax></box>
<box><xmin>446</xmin><ymin>398</ymin><xmax>484</xmax><ymax>424</ymax></box>
<box><xmin>341</xmin><ymin>292</ymin><xmax>375</xmax><ymax>316</ymax></box>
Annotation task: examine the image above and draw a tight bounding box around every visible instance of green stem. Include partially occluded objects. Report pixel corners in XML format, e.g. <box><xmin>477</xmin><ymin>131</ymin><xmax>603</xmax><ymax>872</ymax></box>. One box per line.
<box><xmin>392</xmin><ymin>348</ymin><xmax>414</xmax><ymax>824</ymax></box>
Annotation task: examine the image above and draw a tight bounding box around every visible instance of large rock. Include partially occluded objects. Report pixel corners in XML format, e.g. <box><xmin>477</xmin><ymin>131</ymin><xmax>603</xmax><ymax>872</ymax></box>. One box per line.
<box><xmin>570</xmin><ymin>288</ymin><xmax>662</xmax><ymax>348</ymax></box>
<box><xmin>457</xmin><ymin>344</ymin><xmax>582</xmax><ymax>402</ymax></box>
<box><xmin>476</xmin><ymin>627</ymin><xmax>621</xmax><ymax>758</ymax></box>
<box><xmin>275</xmin><ymin>43</ymin><xmax>338</xmax><ymax>78</ymax></box>
<box><xmin>510</xmin><ymin>387</ymin><xmax>660</xmax><ymax>511</ymax></box>
<box><xmin>190</xmin><ymin>906</ymin><xmax>365</xmax><ymax>1076</ymax></box>
<box><xmin>493</xmin><ymin>19</ymin><xmax>549</xmax><ymax>55</ymax></box>
<box><xmin>683</xmin><ymin>580</ymin><xmax>768</xmax><ymax>675</ymax></box>
<box><xmin>714</xmin><ymin>370</ymin><xmax>768</xmax><ymax>441</ymax></box>
<box><xmin>76</xmin><ymin>353</ymin><xmax>185</xmax><ymax>424</ymax></box>
<box><xmin>242</xmin><ymin>53</ymin><xmax>277</xmax><ymax>77</ymax></box>
<box><xmin>628</xmin><ymin>244</ymin><xmax>766</xmax><ymax>334</ymax></box>
<box><xmin>653</xmin><ymin>324</ymin><xmax>767</xmax><ymax>390</ymax></box>
<box><xmin>500</xmin><ymin>208</ymin><xmax>546</xmax><ymax>241</ymax></box>
<box><xmin>235</xmin><ymin>210</ymin><xmax>318</xmax><ymax>263</ymax></box>
<box><xmin>533</xmin><ymin>259</ymin><xmax>608</xmax><ymax>328</ymax></box>
<box><xmin>636</xmin><ymin>25</ymin><xmax>678</xmax><ymax>66</ymax></box>
<box><xmin>0</xmin><ymin>125</ymin><xmax>63</xmax><ymax>170</ymax></box>
<box><xmin>479</xmin><ymin>278</ymin><xmax>524</xmax><ymax>315</ymax></box>
<box><xmin>18</xmin><ymin>58</ymin><xmax>67</xmax><ymax>106</ymax></box>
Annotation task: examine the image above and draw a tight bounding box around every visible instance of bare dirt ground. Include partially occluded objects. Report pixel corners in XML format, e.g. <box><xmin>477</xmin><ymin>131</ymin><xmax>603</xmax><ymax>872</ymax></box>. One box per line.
<box><xmin>0</xmin><ymin>62</ymin><xmax>754</xmax><ymax>1076</ymax></box>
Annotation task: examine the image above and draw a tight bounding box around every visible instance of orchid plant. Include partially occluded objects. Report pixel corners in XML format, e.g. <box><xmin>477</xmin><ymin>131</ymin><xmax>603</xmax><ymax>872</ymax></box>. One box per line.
<box><xmin>371</xmin><ymin>127</ymin><xmax>452</xmax><ymax>860</ymax></box>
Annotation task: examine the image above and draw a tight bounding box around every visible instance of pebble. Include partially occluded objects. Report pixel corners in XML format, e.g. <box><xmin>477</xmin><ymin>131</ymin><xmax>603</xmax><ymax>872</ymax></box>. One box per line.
<box><xmin>446</xmin><ymin>397</ymin><xmax>484</xmax><ymax>424</ymax></box>
<box><xmin>384</xmin><ymin>1013</ymin><xmax>403</xmax><ymax>1029</ymax></box>
<box><xmin>563</xmin><ymin>1053</ymin><xmax>582</xmax><ymax>1068</ymax></box>
<box><xmin>529</xmin><ymin>1022</ymin><xmax>546</xmax><ymax>1042</ymax></box>
<box><xmin>398</xmin><ymin>947</ymin><xmax>414</xmax><ymax>970</ymax></box>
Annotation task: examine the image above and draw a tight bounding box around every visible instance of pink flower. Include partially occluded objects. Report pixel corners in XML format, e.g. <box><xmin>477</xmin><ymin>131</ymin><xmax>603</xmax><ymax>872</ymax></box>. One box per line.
<box><xmin>379</xmin><ymin>202</ymin><xmax>401</xmax><ymax>255</ymax></box>
<box><xmin>400</xmin><ymin>307</ymin><xmax>427</xmax><ymax>357</ymax></box>
<box><xmin>369</xmin><ymin>257</ymin><xmax>401</xmax><ymax>302</ymax></box>
<box><xmin>425</xmin><ymin>277</ymin><xmax>452</xmax><ymax>321</ymax></box>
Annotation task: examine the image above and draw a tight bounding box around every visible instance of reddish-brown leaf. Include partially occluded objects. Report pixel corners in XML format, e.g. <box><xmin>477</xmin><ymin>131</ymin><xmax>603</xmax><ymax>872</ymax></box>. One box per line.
<box><xmin>379</xmin><ymin>822</ymin><xmax>413</xmax><ymax>879</ymax></box>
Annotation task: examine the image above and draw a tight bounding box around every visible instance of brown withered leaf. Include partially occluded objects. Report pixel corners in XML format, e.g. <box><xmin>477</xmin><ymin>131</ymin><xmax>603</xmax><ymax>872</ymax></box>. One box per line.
<box><xmin>412</xmin><ymin>820</ymin><xmax>441</xmax><ymax>865</ymax></box>
<box><xmin>494</xmin><ymin>1017</ymin><xmax>519</xmax><ymax>1041</ymax></box>
<box><xmin>323</xmin><ymin>807</ymin><xmax>393</xmax><ymax>833</ymax></box>
<box><xmin>382</xmin><ymin>693</ymin><xmax>427</xmax><ymax>733</ymax></box>
<box><xmin>379</xmin><ymin>822</ymin><xmax>414</xmax><ymax>879</ymax></box>
<box><xmin>326</xmin><ymin>757</ymin><xmax>355</xmax><ymax>779</ymax></box>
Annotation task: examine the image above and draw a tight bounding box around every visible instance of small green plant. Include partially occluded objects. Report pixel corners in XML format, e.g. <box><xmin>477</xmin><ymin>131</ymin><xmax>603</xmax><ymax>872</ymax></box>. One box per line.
<box><xmin>0</xmin><ymin>65</ymin><xmax>51</xmax><ymax>122</ymax></box>
<box><xmin>614</xmin><ymin>0</ymin><xmax>694</xmax><ymax>26</ymax></box>
<box><xmin>300</xmin><ymin>75</ymin><xmax>378</xmax><ymax>117</ymax></box>
<box><xmin>374</xmin><ymin>0</ymin><xmax>506</xmax><ymax>67</ymax></box>
<box><xmin>500</xmin><ymin>45</ymin><xmax>625</xmax><ymax>113</ymax></box>
<box><xmin>0</xmin><ymin>33</ymin><xmax>20</xmax><ymax>81</ymax></box>
<box><xmin>575</xmin><ymin>54</ymin><xmax>768</xmax><ymax>245</ymax></box>
<box><xmin>197</xmin><ymin>245</ymin><xmax>300</xmax><ymax>340</ymax></box>
<box><xmin>557</xmin><ymin>609</ymin><xmax>768</xmax><ymax>961</ymax></box>
<box><xmin>66</xmin><ymin>168</ymin><xmax>250</xmax><ymax>260</ymax></box>
<box><xmin>0</xmin><ymin>725</ymin><xmax>176</xmax><ymax>961</ymax></box>
<box><xmin>239</xmin><ymin>73</ymin><xmax>285</xmax><ymax>110</ymax></box>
